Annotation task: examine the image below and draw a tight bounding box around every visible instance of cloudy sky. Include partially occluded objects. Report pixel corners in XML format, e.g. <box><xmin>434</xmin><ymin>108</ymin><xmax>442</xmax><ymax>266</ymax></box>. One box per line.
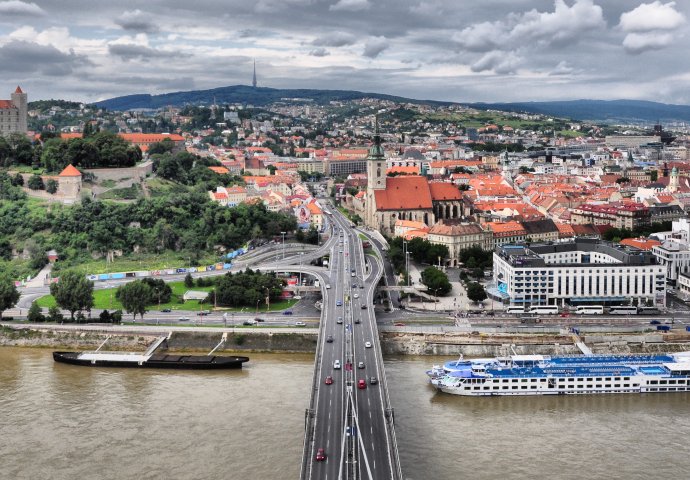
<box><xmin>1</xmin><ymin>0</ymin><xmax>689</xmax><ymax>104</ymax></box>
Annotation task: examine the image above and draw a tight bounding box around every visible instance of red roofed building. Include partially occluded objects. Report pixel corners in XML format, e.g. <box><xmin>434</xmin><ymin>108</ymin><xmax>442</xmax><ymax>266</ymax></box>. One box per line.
<box><xmin>0</xmin><ymin>86</ymin><xmax>27</xmax><ymax>136</ymax></box>
<box><xmin>119</xmin><ymin>133</ymin><xmax>185</xmax><ymax>152</ymax></box>
<box><xmin>57</xmin><ymin>164</ymin><xmax>82</xmax><ymax>197</ymax></box>
<box><xmin>571</xmin><ymin>202</ymin><xmax>650</xmax><ymax>230</ymax></box>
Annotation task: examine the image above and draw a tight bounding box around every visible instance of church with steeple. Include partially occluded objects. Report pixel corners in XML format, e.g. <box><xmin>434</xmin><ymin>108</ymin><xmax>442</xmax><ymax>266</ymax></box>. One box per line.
<box><xmin>0</xmin><ymin>86</ymin><xmax>28</xmax><ymax>136</ymax></box>
<box><xmin>363</xmin><ymin>118</ymin><xmax>465</xmax><ymax>236</ymax></box>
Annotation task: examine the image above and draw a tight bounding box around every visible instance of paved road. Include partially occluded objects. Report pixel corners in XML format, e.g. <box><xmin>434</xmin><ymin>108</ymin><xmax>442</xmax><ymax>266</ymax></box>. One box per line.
<box><xmin>303</xmin><ymin>205</ymin><xmax>400</xmax><ymax>480</ymax></box>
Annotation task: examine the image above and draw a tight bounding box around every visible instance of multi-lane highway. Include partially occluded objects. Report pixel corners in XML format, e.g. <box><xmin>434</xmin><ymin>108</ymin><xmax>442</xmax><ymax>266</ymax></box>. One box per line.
<box><xmin>300</xmin><ymin>206</ymin><xmax>401</xmax><ymax>480</ymax></box>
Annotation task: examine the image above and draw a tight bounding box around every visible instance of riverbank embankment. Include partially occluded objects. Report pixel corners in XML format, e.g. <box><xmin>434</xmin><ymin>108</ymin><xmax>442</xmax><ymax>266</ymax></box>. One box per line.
<box><xmin>3</xmin><ymin>323</ymin><xmax>690</xmax><ymax>356</ymax></box>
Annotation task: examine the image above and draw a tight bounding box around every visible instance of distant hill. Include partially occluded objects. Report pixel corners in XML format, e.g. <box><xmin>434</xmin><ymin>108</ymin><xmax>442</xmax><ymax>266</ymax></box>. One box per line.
<box><xmin>95</xmin><ymin>85</ymin><xmax>690</xmax><ymax>124</ymax></box>
<box><xmin>94</xmin><ymin>85</ymin><xmax>450</xmax><ymax>111</ymax></box>
<box><xmin>469</xmin><ymin>99</ymin><xmax>690</xmax><ymax>124</ymax></box>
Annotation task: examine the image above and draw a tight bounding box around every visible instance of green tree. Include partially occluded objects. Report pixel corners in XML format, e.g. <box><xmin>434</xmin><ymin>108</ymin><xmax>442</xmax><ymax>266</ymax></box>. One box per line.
<box><xmin>420</xmin><ymin>266</ymin><xmax>452</xmax><ymax>296</ymax></box>
<box><xmin>48</xmin><ymin>305</ymin><xmax>63</xmax><ymax>323</ymax></box>
<box><xmin>27</xmin><ymin>302</ymin><xmax>45</xmax><ymax>322</ymax></box>
<box><xmin>99</xmin><ymin>309</ymin><xmax>112</xmax><ymax>323</ymax></box>
<box><xmin>116</xmin><ymin>280</ymin><xmax>152</xmax><ymax>321</ymax></box>
<box><xmin>11</xmin><ymin>173</ymin><xmax>24</xmax><ymax>186</ymax></box>
<box><xmin>28</xmin><ymin>174</ymin><xmax>44</xmax><ymax>190</ymax></box>
<box><xmin>466</xmin><ymin>282</ymin><xmax>487</xmax><ymax>303</ymax></box>
<box><xmin>49</xmin><ymin>271</ymin><xmax>94</xmax><ymax>321</ymax></box>
<box><xmin>46</xmin><ymin>178</ymin><xmax>58</xmax><ymax>194</ymax></box>
<box><xmin>650</xmin><ymin>170</ymin><xmax>658</xmax><ymax>182</ymax></box>
<box><xmin>184</xmin><ymin>273</ymin><xmax>194</xmax><ymax>288</ymax></box>
<box><xmin>0</xmin><ymin>274</ymin><xmax>20</xmax><ymax>318</ymax></box>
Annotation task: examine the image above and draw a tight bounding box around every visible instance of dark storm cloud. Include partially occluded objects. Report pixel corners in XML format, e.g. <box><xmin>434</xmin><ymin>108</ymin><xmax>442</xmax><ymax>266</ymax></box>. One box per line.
<box><xmin>311</xmin><ymin>32</ymin><xmax>357</xmax><ymax>47</ymax></box>
<box><xmin>0</xmin><ymin>40</ymin><xmax>90</xmax><ymax>75</ymax></box>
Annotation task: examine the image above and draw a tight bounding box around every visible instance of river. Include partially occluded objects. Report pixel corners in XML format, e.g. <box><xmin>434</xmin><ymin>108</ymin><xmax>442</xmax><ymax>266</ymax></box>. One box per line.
<box><xmin>2</xmin><ymin>348</ymin><xmax>689</xmax><ymax>479</ymax></box>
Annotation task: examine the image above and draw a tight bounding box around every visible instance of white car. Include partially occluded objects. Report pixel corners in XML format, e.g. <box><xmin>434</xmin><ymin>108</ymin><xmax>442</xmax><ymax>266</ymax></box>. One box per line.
<box><xmin>334</xmin><ymin>360</ymin><xmax>341</xmax><ymax>369</ymax></box>
<box><xmin>353</xmin><ymin>293</ymin><xmax>359</xmax><ymax>299</ymax></box>
<box><xmin>326</xmin><ymin>284</ymin><xmax>331</xmax><ymax>289</ymax></box>
<box><xmin>365</xmin><ymin>342</ymin><xmax>372</xmax><ymax>348</ymax></box>
<box><xmin>295</xmin><ymin>321</ymin><xmax>306</xmax><ymax>327</ymax></box>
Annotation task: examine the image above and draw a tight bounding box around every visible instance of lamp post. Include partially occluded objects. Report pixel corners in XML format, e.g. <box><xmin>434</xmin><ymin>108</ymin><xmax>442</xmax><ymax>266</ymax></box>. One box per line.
<box><xmin>280</xmin><ymin>231</ymin><xmax>287</xmax><ymax>259</ymax></box>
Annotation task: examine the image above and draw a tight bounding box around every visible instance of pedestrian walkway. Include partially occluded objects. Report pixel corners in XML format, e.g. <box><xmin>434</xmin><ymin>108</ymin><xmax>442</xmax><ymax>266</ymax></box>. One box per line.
<box><xmin>24</xmin><ymin>264</ymin><xmax>52</xmax><ymax>288</ymax></box>
<box><xmin>403</xmin><ymin>262</ymin><xmax>503</xmax><ymax>314</ymax></box>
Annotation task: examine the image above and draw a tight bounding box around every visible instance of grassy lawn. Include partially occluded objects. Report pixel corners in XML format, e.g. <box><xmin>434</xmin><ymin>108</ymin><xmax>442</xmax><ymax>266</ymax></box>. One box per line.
<box><xmin>99</xmin><ymin>183</ymin><xmax>142</xmax><ymax>200</ymax></box>
<box><xmin>54</xmin><ymin>251</ymin><xmax>222</xmax><ymax>275</ymax></box>
<box><xmin>35</xmin><ymin>280</ymin><xmax>299</xmax><ymax>313</ymax></box>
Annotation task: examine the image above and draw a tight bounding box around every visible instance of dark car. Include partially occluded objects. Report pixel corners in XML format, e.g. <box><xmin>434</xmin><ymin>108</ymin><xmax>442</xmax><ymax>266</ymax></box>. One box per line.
<box><xmin>197</xmin><ymin>311</ymin><xmax>209</xmax><ymax>316</ymax></box>
<box><xmin>369</xmin><ymin>376</ymin><xmax>378</xmax><ymax>385</ymax></box>
<box><xmin>361</xmin><ymin>305</ymin><xmax>367</xmax><ymax>309</ymax></box>
<box><xmin>326</xmin><ymin>335</ymin><xmax>334</xmax><ymax>343</ymax></box>
<box><xmin>650</xmin><ymin>320</ymin><xmax>661</xmax><ymax>325</ymax></box>
<box><xmin>282</xmin><ymin>310</ymin><xmax>293</xmax><ymax>315</ymax></box>
<box><xmin>254</xmin><ymin>318</ymin><xmax>265</xmax><ymax>322</ymax></box>
<box><xmin>242</xmin><ymin>321</ymin><xmax>254</xmax><ymax>326</ymax></box>
<box><xmin>355</xmin><ymin>318</ymin><xmax>361</xmax><ymax>324</ymax></box>
<box><xmin>161</xmin><ymin>308</ymin><xmax>171</xmax><ymax>313</ymax></box>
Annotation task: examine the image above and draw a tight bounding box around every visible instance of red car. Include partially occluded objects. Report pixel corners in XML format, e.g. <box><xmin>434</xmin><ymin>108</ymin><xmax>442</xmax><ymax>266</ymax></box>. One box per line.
<box><xmin>316</xmin><ymin>448</ymin><xmax>326</xmax><ymax>461</ymax></box>
<box><xmin>394</xmin><ymin>322</ymin><xmax>406</xmax><ymax>327</ymax></box>
<box><xmin>560</xmin><ymin>312</ymin><xmax>570</xmax><ymax>317</ymax></box>
<box><xmin>324</xmin><ymin>376</ymin><xmax>333</xmax><ymax>385</ymax></box>
<box><xmin>358</xmin><ymin>379</ymin><xmax>367</xmax><ymax>389</ymax></box>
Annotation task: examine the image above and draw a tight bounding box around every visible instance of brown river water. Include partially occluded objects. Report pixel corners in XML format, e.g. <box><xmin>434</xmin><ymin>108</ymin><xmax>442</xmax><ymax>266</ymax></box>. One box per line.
<box><xmin>2</xmin><ymin>348</ymin><xmax>690</xmax><ymax>480</ymax></box>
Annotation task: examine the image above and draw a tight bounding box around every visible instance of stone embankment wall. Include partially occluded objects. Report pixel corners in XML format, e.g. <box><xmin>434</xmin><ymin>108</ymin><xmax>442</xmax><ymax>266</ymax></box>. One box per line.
<box><xmin>2</xmin><ymin>326</ymin><xmax>689</xmax><ymax>356</ymax></box>
<box><xmin>380</xmin><ymin>332</ymin><xmax>690</xmax><ymax>356</ymax></box>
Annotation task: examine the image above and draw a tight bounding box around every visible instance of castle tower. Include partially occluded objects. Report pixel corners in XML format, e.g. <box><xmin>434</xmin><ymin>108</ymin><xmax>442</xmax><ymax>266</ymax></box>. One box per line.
<box><xmin>365</xmin><ymin>116</ymin><xmax>386</xmax><ymax>228</ymax></box>
<box><xmin>252</xmin><ymin>59</ymin><xmax>257</xmax><ymax>88</ymax></box>
<box><xmin>669</xmin><ymin>166</ymin><xmax>679</xmax><ymax>193</ymax></box>
<box><xmin>10</xmin><ymin>86</ymin><xmax>27</xmax><ymax>133</ymax></box>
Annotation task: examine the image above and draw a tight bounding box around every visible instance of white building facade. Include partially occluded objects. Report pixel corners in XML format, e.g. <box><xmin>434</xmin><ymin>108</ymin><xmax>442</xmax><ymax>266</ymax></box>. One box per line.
<box><xmin>494</xmin><ymin>240</ymin><xmax>666</xmax><ymax>308</ymax></box>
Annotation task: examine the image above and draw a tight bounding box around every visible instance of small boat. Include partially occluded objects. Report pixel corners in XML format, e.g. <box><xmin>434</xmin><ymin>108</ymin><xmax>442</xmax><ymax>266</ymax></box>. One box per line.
<box><xmin>53</xmin><ymin>333</ymin><xmax>249</xmax><ymax>370</ymax></box>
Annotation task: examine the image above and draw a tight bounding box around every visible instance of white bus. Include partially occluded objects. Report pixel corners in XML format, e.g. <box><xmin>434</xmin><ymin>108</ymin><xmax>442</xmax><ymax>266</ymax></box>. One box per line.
<box><xmin>528</xmin><ymin>306</ymin><xmax>559</xmax><ymax>315</ymax></box>
<box><xmin>506</xmin><ymin>306</ymin><xmax>526</xmax><ymax>314</ymax></box>
<box><xmin>576</xmin><ymin>306</ymin><xmax>604</xmax><ymax>315</ymax></box>
<box><xmin>608</xmin><ymin>306</ymin><xmax>638</xmax><ymax>315</ymax></box>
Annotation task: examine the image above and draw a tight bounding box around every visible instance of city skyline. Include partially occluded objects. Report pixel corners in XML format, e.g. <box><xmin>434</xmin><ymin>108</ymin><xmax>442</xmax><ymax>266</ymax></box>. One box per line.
<box><xmin>0</xmin><ymin>0</ymin><xmax>689</xmax><ymax>104</ymax></box>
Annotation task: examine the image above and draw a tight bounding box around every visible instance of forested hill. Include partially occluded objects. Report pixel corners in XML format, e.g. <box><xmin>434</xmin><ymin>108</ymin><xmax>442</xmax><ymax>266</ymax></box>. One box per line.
<box><xmin>94</xmin><ymin>85</ymin><xmax>450</xmax><ymax>111</ymax></box>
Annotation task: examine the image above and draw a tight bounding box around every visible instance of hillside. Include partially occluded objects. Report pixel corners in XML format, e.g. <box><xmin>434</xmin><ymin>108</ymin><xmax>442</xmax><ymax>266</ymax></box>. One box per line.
<box><xmin>94</xmin><ymin>85</ymin><xmax>450</xmax><ymax>111</ymax></box>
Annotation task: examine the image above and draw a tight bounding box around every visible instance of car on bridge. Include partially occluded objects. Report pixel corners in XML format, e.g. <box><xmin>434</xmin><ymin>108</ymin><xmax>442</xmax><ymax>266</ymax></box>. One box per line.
<box><xmin>358</xmin><ymin>379</ymin><xmax>367</xmax><ymax>389</ymax></box>
<box><xmin>358</xmin><ymin>361</ymin><xmax>365</xmax><ymax>369</ymax></box>
<box><xmin>315</xmin><ymin>448</ymin><xmax>326</xmax><ymax>461</ymax></box>
<box><xmin>333</xmin><ymin>360</ymin><xmax>341</xmax><ymax>369</ymax></box>
<box><xmin>336</xmin><ymin>300</ymin><xmax>342</xmax><ymax>306</ymax></box>
<box><xmin>355</xmin><ymin>318</ymin><xmax>360</xmax><ymax>324</ymax></box>
<box><xmin>337</xmin><ymin>317</ymin><xmax>343</xmax><ymax>324</ymax></box>
<box><xmin>361</xmin><ymin>305</ymin><xmax>367</xmax><ymax>309</ymax></box>
<box><xmin>326</xmin><ymin>284</ymin><xmax>331</xmax><ymax>289</ymax></box>
<box><xmin>353</xmin><ymin>293</ymin><xmax>359</xmax><ymax>299</ymax></box>
<box><xmin>369</xmin><ymin>376</ymin><xmax>378</xmax><ymax>385</ymax></box>
<box><xmin>324</xmin><ymin>376</ymin><xmax>333</xmax><ymax>385</ymax></box>
<box><xmin>365</xmin><ymin>341</ymin><xmax>372</xmax><ymax>348</ymax></box>
<box><xmin>326</xmin><ymin>335</ymin><xmax>334</xmax><ymax>343</ymax></box>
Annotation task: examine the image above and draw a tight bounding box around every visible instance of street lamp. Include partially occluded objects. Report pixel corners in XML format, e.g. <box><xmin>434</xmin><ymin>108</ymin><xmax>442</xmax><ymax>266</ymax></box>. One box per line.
<box><xmin>280</xmin><ymin>231</ymin><xmax>287</xmax><ymax>259</ymax></box>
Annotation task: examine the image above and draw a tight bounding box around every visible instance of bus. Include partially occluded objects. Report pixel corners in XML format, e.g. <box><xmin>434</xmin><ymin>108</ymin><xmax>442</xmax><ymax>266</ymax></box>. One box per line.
<box><xmin>528</xmin><ymin>306</ymin><xmax>559</xmax><ymax>315</ymax></box>
<box><xmin>608</xmin><ymin>306</ymin><xmax>638</xmax><ymax>315</ymax></box>
<box><xmin>506</xmin><ymin>306</ymin><xmax>526</xmax><ymax>314</ymax></box>
<box><xmin>575</xmin><ymin>306</ymin><xmax>604</xmax><ymax>315</ymax></box>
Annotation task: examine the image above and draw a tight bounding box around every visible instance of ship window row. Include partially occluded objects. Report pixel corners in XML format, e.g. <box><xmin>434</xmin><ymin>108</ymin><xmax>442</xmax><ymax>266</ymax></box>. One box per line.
<box><xmin>649</xmin><ymin>379</ymin><xmax>686</xmax><ymax>385</ymax></box>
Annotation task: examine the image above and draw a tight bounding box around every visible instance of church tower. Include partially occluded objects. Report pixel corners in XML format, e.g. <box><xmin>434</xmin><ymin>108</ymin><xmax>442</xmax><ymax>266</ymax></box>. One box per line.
<box><xmin>365</xmin><ymin>116</ymin><xmax>386</xmax><ymax>228</ymax></box>
<box><xmin>669</xmin><ymin>166</ymin><xmax>679</xmax><ymax>193</ymax></box>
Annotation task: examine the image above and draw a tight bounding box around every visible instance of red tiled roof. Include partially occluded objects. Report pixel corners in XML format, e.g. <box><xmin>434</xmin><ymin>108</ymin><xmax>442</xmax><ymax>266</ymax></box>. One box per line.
<box><xmin>374</xmin><ymin>176</ymin><xmax>432</xmax><ymax>211</ymax></box>
<box><xmin>429</xmin><ymin>182</ymin><xmax>462</xmax><ymax>201</ymax></box>
<box><xmin>58</xmin><ymin>164</ymin><xmax>82</xmax><ymax>177</ymax></box>
<box><xmin>15</xmin><ymin>86</ymin><xmax>23</xmax><ymax>94</ymax></box>
<box><xmin>119</xmin><ymin>133</ymin><xmax>184</xmax><ymax>143</ymax></box>
<box><xmin>0</xmin><ymin>100</ymin><xmax>14</xmax><ymax>109</ymax></box>
<box><xmin>208</xmin><ymin>166</ymin><xmax>230</xmax><ymax>175</ymax></box>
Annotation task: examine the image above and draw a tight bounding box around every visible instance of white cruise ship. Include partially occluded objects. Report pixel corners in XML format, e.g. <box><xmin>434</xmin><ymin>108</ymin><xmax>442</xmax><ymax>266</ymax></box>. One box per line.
<box><xmin>431</xmin><ymin>352</ymin><xmax>690</xmax><ymax>396</ymax></box>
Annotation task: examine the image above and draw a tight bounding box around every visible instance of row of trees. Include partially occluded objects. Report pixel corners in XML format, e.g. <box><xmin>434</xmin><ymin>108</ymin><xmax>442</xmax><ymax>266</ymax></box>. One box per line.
<box><xmin>388</xmin><ymin>237</ymin><xmax>450</xmax><ymax>273</ymax></box>
<box><xmin>0</xmin><ymin>132</ymin><xmax>143</xmax><ymax>173</ymax></box>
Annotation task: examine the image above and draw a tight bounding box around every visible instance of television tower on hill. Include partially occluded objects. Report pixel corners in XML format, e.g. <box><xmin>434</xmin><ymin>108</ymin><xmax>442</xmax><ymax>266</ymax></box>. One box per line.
<box><xmin>252</xmin><ymin>59</ymin><xmax>257</xmax><ymax>88</ymax></box>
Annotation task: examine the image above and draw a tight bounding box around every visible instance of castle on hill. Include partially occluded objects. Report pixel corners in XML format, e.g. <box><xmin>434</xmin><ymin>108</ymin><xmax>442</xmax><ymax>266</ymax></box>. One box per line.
<box><xmin>0</xmin><ymin>86</ymin><xmax>28</xmax><ymax>136</ymax></box>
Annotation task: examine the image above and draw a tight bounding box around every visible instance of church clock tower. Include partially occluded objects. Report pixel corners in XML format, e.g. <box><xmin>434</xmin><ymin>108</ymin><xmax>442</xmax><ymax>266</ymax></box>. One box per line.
<box><xmin>365</xmin><ymin>117</ymin><xmax>386</xmax><ymax>228</ymax></box>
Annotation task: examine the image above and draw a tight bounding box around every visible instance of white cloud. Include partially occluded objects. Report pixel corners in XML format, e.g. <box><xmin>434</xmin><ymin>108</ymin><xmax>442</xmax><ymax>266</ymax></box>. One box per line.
<box><xmin>363</xmin><ymin>37</ymin><xmax>389</xmax><ymax>58</ymax></box>
<box><xmin>330</xmin><ymin>0</ymin><xmax>370</xmax><ymax>12</ymax></box>
<box><xmin>0</xmin><ymin>0</ymin><xmax>44</xmax><ymax>16</ymax></box>
<box><xmin>619</xmin><ymin>1</ymin><xmax>686</xmax><ymax>33</ymax></box>
<box><xmin>622</xmin><ymin>31</ymin><xmax>675</xmax><ymax>53</ymax></box>
<box><xmin>453</xmin><ymin>22</ymin><xmax>503</xmax><ymax>52</ymax></box>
